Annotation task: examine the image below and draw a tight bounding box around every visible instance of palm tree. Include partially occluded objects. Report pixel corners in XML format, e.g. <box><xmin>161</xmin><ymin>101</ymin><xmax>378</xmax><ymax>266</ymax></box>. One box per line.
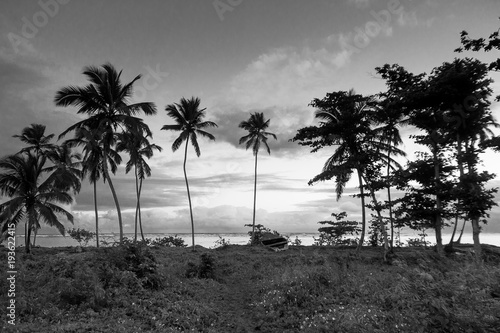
<box><xmin>65</xmin><ymin>127</ymin><xmax>121</xmax><ymax>248</ymax></box>
<box><xmin>161</xmin><ymin>97</ymin><xmax>217</xmax><ymax>250</ymax></box>
<box><xmin>294</xmin><ymin>90</ymin><xmax>402</xmax><ymax>256</ymax></box>
<box><xmin>13</xmin><ymin>123</ymin><xmax>56</xmax><ymax>156</ymax></box>
<box><xmin>0</xmin><ymin>153</ymin><xmax>74</xmax><ymax>253</ymax></box>
<box><xmin>372</xmin><ymin>97</ymin><xmax>408</xmax><ymax>249</ymax></box>
<box><xmin>238</xmin><ymin>112</ymin><xmax>277</xmax><ymax>245</ymax></box>
<box><xmin>55</xmin><ymin>63</ymin><xmax>157</xmax><ymax>243</ymax></box>
<box><xmin>117</xmin><ymin>129</ymin><xmax>162</xmax><ymax>242</ymax></box>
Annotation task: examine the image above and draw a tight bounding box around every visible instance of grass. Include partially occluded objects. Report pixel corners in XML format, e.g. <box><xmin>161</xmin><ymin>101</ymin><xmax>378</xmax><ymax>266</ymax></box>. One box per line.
<box><xmin>1</xmin><ymin>244</ymin><xmax>500</xmax><ymax>332</ymax></box>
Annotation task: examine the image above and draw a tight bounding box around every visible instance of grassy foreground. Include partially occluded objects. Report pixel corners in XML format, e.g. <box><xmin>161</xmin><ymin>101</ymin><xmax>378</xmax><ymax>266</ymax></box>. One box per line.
<box><xmin>1</xmin><ymin>244</ymin><xmax>500</xmax><ymax>333</ymax></box>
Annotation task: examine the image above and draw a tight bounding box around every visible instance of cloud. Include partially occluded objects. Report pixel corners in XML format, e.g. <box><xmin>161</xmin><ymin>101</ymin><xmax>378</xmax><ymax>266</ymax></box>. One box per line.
<box><xmin>348</xmin><ymin>0</ymin><xmax>371</xmax><ymax>9</ymax></box>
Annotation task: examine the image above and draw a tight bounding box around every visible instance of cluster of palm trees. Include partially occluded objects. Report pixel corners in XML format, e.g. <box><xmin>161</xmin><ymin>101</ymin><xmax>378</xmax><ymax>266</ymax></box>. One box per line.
<box><xmin>0</xmin><ymin>63</ymin><xmax>277</xmax><ymax>252</ymax></box>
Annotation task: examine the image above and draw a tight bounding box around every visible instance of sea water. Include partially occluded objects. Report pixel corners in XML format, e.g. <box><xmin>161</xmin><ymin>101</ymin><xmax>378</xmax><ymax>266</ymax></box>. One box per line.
<box><xmin>5</xmin><ymin>232</ymin><xmax>500</xmax><ymax>249</ymax></box>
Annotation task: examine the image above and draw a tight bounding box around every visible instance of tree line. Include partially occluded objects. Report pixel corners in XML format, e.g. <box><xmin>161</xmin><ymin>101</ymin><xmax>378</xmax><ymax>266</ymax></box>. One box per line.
<box><xmin>1</xmin><ymin>23</ymin><xmax>499</xmax><ymax>260</ymax></box>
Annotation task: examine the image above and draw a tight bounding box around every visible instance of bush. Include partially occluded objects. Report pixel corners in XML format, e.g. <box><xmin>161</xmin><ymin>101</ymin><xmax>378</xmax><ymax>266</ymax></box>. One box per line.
<box><xmin>313</xmin><ymin>212</ymin><xmax>360</xmax><ymax>246</ymax></box>
<box><xmin>185</xmin><ymin>253</ymin><xmax>216</xmax><ymax>279</ymax></box>
<box><xmin>150</xmin><ymin>235</ymin><xmax>187</xmax><ymax>247</ymax></box>
<box><xmin>67</xmin><ymin>228</ymin><xmax>95</xmax><ymax>247</ymax></box>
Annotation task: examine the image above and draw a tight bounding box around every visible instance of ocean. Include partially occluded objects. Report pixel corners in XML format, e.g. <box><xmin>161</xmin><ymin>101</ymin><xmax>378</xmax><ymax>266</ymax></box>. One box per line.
<box><xmin>5</xmin><ymin>232</ymin><xmax>500</xmax><ymax>249</ymax></box>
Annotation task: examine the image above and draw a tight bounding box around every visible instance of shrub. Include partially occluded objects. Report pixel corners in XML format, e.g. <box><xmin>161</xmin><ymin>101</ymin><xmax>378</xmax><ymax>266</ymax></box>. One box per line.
<box><xmin>67</xmin><ymin>228</ymin><xmax>95</xmax><ymax>247</ymax></box>
<box><xmin>313</xmin><ymin>212</ymin><xmax>360</xmax><ymax>246</ymax></box>
<box><xmin>213</xmin><ymin>235</ymin><xmax>231</xmax><ymax>249</ymax></box>
<box><xmin>185</xmin><ymin>253</ymin><xmax>216</xmax><ymax>279</ymax></box>
<box><xmin>150</xmin><ymin>235</ymin><xmax>187</xmax><ymax>247</ymax></box>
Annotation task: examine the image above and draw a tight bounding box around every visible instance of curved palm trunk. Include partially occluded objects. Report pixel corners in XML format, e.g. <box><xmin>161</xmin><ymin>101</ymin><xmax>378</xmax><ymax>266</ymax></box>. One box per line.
<box><xmin>103</xmin><ymin>146</ymin><xmax>123</xmax><ymax>243</ymax></box>
<box><xmin>449</xmin><ymin>214</ymin><xmax>459</xmax><ymax>246</ymax></box>
<box><xmin>138</xmin><ymin>178</ymin><xmax>145</xmax><ymax>242</ymax></box>
<box><xmin>93</xmin><ymin>181</ymin><xmax>99</xmax><ymax>248</ymax></box>
<box><xmin>251</xmin><ymin>152</ymin><xmax>258</xmax><ymax>245</ymax></box>
<box><xmin>32</xmin><ymin>226</ymin><xmax>38</xmax><ymax>247</ymax></box>
<box><xmin>183</xmin><ymin>139</ymin><xmax>195</xmax><ymax>251</ymax></box>
<box><xmin>134</xmin><ymin>166</ymin><xmax>139</xmax><ymax>243</ymax></box>
<box><xmin>356</xmin><ymin>170</ymin><xmax>366</xmax><ymax>253</ymax></box>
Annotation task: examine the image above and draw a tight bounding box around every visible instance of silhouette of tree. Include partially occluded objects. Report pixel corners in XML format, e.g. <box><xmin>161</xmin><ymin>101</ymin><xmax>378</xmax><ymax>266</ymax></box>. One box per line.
<box><xmin>55</xmin><ymin>63</ymin><xmax>157</xmax><ymax>243</ymax></box>
<box><xmin>161</xmin><ymin>97</ymin><xmax>217</xmax><ymax>251</ymax></box>
<box><xmin>293</xmin><ymin>90</ymin><xmax>401</xmax><ymax>257</ymax></box>
<box><xmin>238</xmin><ymin>112</ymin><xmax>277</xmax><ymax>245</ymax></box>
<box><xmin>0</xmin><ymin>153</ymin><xmax>73</xmax><ymax>253</ymax></box>
<box><xmin>117</xmin><ymin>129</ymin><xmax>162</xmax><ymax>242</ymax></box>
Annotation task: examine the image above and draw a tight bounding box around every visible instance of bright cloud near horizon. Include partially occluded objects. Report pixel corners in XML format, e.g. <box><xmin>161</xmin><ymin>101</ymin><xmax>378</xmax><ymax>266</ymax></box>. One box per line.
<box><xmin>1</xmin><ymin>0</ymin><xmax>500</xmax><ymax>236</ymax></box>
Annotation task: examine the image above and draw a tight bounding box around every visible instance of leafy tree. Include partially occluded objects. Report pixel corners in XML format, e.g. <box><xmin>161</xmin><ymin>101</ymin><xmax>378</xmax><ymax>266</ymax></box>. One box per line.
<box><xmin>292</xmin><ymin>90</ymin><xmax>401</xmax><ymax>257</ymax></box>
<box><xmin>55</xmin><ymin>63</ymin><xmax>157</xmax><ymax>244</ymax></box>
<box><xmin>0</xmin><ymin>153</ymin><xmax>74</xmax><ymax>253</ymax></box>
<box><xmin>117</xmin><ymin>129</ymin><xmax>162</xmax><ymax>242</ymax></box>
<box><xmin>161</xmin><ymin>97</ymin><xmax>217</xmax><ymax>251</ymax></box>
<box><xmin>238</xmin><ymin>112</ymin><xmax>277</xmax><ymax>245</ymax></box>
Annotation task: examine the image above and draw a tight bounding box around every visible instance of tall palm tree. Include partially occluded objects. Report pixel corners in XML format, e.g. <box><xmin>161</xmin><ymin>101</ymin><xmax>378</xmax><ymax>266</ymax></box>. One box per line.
<box><xmin>161</xmin><ymin>97</ymin><xmax>217</xmax><ymax>250</ymax></box>
<box><xmin>238</xmin><ymin>112</ymin><xmax>277</xmax><ymax>244</ymax></box>
<box><xmin>55</xmin><ymin>63</ymin><xmax>157</xmax><ymax>243</ymax></box>
<box><xmin>372</xmin><ymin>97</ymin><xmax>408</xmax><ymax>249</ymax></box>
<box><xmin>65</xmin><ymin>127</ymin><xmax>121</xmax><ymax>247</ymax></box>
<box><xmin>117</xmin><ymin>130</ymin><xmax>162</xmax><ymax>242</ymax></box>
<box><xmin>0</xmin><ymin>153</ymin><xmax>74</xmax><ymax>253</ymax></box>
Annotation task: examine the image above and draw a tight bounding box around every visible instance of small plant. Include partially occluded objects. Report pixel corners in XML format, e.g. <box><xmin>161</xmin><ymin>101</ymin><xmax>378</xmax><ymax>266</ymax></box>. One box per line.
<box><xmin>150</xmin><ymin>235</ymin><xmax>187</xmax><ymax>247</ymax></box>
<box><xmin>185</xmin><ymin>253</ymin><xmax>216</xmax><ymax>279</ymax></box>
<box><xmin>67</xmin><ymin>228</ymin><xmax>95</xmax><ymax>247</ymax></box>
<box><xmin>213</xmin><ymin>235</ymin><xmax>231</xmax><ymax>249</ymax></box>
<box><xmin>313</xmin><ymin>212</ymin><xmax>360</xmax><ymax>246</ymax></box>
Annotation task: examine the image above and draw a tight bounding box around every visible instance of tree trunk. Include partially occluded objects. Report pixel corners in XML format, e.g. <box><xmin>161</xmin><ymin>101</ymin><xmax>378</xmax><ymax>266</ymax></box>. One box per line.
<box><xmin>25</xmin><ymin>221</ymin><xmax>31</xmax><ymax>254</ymax></box>
<box><xmin>134</xmin><ymin>166</ymin><xmax>139</xmax><ymax>243</ymax></box>
<box><xmin>457</xmin><ymin>218</ymin><xmax>466</xmax><ymax>243</ymax></box>
<box><xmin>93</xmin><ymin>181</ymin><xmax>99</xmax><ymax>248</ymax></box>
<box><xmin>183</xmin><ymin>139</ymin><xmax>195</xmax><ymax>251</ymax></box>
<box><xmin>466</xmin><ymin>141</ymin><xmax>482</xmax><ymax>261</ymax></box>
<box><xmin>386</xmin><ymin>150</ymin><xmax>394</xmax><ymax>250</ymax></box>
<box><xmin>138</xmin><ymin>178</ymin><xmax>145</xmax><ymax>242</ymax></box>
<box><xmin>433</xmin><ymin>144</ymin><xmax>444</xmax><ymax>255</ymax></box>
<box><xmin>356</xmin><ymin>170</ymin><xmax>366</xmax><ymax>253</ymax></box>
<box><xmin>363</xmin><ymin>175</ymin><xmax>389</xmax><ymax>261</ymax></box>
<box><xmin>449</xmin><ymin>214</ymin><xmax>459</xmax><ymax>246</ymax></box>
<box><xmin>103</xmin><ymin>146</ymin><xmax>123</xmax><ymax>243</ymax></box>
<box><xmin>251</xmin><ymin>152</ymin><xmax>258</xmax><ymax>245</ymax></box>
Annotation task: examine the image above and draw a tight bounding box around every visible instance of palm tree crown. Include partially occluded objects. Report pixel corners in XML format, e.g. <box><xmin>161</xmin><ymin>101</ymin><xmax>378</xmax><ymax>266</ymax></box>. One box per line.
<box><xmin>238</xmin><ymin>112</ymin><xmax>277</xmax><ymax>156</ymax></box>
<box><xmin>162</xmin><ymin>97</ymin><xmax>217</xmax><ymax>155</ymax></box>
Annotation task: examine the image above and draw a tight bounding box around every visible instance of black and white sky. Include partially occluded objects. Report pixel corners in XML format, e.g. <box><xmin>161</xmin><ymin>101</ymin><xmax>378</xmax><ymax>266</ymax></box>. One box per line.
<box><xmin>1</xmin><ymin>0</ymin><xmax>499</xmax><ymax>234</ymax></box>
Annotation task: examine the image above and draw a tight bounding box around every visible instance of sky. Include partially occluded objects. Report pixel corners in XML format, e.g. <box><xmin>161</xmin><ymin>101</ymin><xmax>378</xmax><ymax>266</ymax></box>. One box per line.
<box><xmin>1</xmin><ymin>0</ymin><xmax>500</xmax><ymax>236</ymax></box>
